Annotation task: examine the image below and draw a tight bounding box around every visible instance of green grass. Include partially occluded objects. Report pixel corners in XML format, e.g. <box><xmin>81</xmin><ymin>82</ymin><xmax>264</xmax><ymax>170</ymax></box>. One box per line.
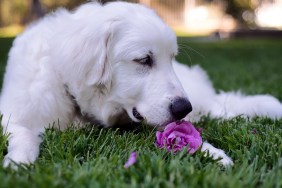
<box><xmin>0</xmin><ymin>37</ymin><xmax>282</xmax><ymax>188</ymax></box>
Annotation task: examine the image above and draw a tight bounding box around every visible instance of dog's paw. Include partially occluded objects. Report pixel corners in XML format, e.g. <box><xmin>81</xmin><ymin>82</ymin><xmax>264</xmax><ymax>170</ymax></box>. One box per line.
<box><xmin>217</xmin><ymin>154</ymin><xmax>234</xmax><ymax>166</ymax></box>
<box><xmin>201</xmin><ymin>142</ymin><xmax>233</xmax><ymax>167</ymax></box>
<box><xmin>3</xmin><ymin>150</ymin><xmax>37</xmax><ymax>169</ymax></box>
<box><xmin>3</xmin><ymin>125</ymin><xmax>42</xmax><ymax>169</ymax></box>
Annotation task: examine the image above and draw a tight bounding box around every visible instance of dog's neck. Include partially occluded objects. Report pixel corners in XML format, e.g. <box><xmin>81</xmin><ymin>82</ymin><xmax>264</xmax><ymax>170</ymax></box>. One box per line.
<box><xmin>64</xmin><ymin>84</ymin><xmax>106</xmax><ymax>126</ymax></box>
<box><xmin>64</xmin><ymin>84</ymin><xmax>132</xmax><ymax>127</ymax></box>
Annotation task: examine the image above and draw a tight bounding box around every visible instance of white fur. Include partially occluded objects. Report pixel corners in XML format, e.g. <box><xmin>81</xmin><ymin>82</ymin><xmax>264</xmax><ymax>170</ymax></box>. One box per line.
<box><xmin>201</xmin><ymin>142</ymin><xmax>233</xmax><ymax>166</ymax></box>
<box><xmin>0</xmin><ymin>2</ymin><xmax>281</xmax><ymax>167</ymax></box>
<box><xmin>173</xmin><ymin>62</ymin><xmax>282</xmax><ymax>121</ymax></box>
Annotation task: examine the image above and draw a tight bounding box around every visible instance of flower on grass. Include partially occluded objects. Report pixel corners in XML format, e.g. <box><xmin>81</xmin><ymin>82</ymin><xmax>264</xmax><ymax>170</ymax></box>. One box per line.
<box><xmin>124</xmin><ymin>152</ymin><xmax>137</xmax><ymax>168</ymax></box>
<box><xmin>155</xmin><ymin>120</ymin><xmax>202</xmax><ymax>153</ymax></box>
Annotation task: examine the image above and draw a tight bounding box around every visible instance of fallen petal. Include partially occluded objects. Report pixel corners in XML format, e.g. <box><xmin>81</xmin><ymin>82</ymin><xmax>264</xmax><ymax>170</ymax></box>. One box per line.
<box><xmin>124</xmin><ymin>152</ymin><xmax>137</xmax><ymax>168</ymax></box>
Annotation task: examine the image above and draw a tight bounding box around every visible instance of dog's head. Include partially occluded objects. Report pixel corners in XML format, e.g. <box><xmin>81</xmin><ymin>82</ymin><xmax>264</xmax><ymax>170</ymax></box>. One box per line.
<box><xmin>65</xmin><ymin>2</ymin><xmax>192</xmax><ymax>127</ymax></box>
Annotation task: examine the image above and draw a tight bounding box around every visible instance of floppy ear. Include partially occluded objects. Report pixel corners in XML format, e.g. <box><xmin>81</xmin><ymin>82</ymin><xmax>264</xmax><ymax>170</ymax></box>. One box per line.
<box><xmin>60</xmin><ymin>20</ymin><xmax>116</xmax><ymax>87</ymax></box>
<box><xmin>84</xmin><ymin>25</ymin><xmax>113</xmax><ymax>86</ymax></box>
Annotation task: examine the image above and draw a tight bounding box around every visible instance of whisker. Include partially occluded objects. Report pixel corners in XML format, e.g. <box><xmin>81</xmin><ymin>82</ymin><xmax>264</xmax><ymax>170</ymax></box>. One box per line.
<box><xmin>178</xmin><ymin>45</ymin><xmax>192</xmax><ymax>66</ymax></box>
<box><xmin>177</xmin><ymin>41</ymin><xmax>205</xmax><ymax>66</ymax></box>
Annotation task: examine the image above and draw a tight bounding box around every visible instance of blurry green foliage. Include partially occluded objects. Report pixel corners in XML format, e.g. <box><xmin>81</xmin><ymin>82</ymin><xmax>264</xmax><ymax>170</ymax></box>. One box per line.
<box><xmin>209</xmin><ymin>0</ymin><xmax>258</xmax><ymax>27</ymax></box>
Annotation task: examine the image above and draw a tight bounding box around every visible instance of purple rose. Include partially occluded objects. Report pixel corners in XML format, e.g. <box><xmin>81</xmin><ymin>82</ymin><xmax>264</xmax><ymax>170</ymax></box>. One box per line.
<box><xmin>156</xmin><ymin>120</ymin><xmax>202</xmax><ymax>153</ymax></box>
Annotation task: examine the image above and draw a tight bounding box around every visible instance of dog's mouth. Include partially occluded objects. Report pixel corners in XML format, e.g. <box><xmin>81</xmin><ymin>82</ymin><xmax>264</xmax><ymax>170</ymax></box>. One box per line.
<box><xmin>131</xmin><ymin>107</ymin><xmax>175</xmax><ymax>127</ymax></box>
<box><xmin>132</xmin><ymin>107</ymin><xmax>144</xmax><ymax>121</ymax></box>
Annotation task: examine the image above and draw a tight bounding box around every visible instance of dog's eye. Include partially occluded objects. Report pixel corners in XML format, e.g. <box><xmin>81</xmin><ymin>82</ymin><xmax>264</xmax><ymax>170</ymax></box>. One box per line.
<box><xmin>133</xmin><ymin>55</ymin><xmax>153</xmax><ymax>66</ymax></box>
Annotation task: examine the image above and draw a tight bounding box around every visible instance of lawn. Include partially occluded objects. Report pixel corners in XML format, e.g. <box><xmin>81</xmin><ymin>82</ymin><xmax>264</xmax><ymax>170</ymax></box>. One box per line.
<box><xmin>0</xmin><ymin>37</ymin><xmax>282</xmax><ymax>188</ymax></box>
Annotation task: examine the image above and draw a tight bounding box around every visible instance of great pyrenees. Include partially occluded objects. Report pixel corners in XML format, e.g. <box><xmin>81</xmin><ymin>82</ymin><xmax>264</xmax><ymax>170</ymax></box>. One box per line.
<box><xmin>1</xmin><ymin>2</ymin><xmax>282</xmax><ymax>167</ymax></box>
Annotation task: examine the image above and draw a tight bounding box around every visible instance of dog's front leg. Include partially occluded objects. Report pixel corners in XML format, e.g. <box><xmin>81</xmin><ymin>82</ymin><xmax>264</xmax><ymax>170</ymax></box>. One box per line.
<box><xmin>3</xmin><ymin>125</ymin><xmax>42</xmax><ymax>168</ymax></box>
<box><xmin>201</xmin><ymin>142</ymin><xmax>234</xmax><ymax>166</ymax></box>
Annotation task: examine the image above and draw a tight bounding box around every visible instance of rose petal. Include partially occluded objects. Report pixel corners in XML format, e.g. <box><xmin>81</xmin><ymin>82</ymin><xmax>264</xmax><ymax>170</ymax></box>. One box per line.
<box><xmin>169</xmin><ymin>123</ymin><xmax>194</xmax><ymax>136</ymax></box>
<box><xmin>187</xmin><ymin>138</ymin><xmax>202</xmax><ymax>153</ymax></box>
<box><xmin>170</xmin><ymin>130</ymin><xmax>190</xmax><ymax>138</ymax></box>
<box><xmin>124</xmin><ymin>152</ymin><xmax>137</xmax><ymax>168</ymax></box>
<box><xmin>163</xmin><ymin>122</ymin><xmax>178</xmax><ymax>135</ymax></box>
<box><xmin>156</xmin><ymin>131</ymin><xmax>164</xmax><ymax>147</ymax></box>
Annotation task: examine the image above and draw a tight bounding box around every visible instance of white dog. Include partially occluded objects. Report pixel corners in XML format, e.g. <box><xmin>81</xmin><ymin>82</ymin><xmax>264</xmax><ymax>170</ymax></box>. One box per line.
<box><xmin>1</xmin><ymin>2</ymin><xmax>281</xmax><ymax>168</ymax></box>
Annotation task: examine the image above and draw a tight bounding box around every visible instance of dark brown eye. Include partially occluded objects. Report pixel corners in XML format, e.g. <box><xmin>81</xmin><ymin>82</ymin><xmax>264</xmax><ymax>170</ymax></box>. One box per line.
<box><xmin>133</xmin><ymin>55</ymin><xmax>153</xmax><ymax>66</ymax></box>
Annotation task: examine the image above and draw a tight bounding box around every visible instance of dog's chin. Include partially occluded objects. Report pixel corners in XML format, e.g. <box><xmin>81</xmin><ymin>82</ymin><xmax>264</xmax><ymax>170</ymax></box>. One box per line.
<box><xmin>141</xmin><ymin>120</ymin><xmax>174</xmax><ymax>131</ymax></box>
<box><xmin>153</xmin><ymin>119</ymin><xmax>175</xmax><ymax>130</ymax></box>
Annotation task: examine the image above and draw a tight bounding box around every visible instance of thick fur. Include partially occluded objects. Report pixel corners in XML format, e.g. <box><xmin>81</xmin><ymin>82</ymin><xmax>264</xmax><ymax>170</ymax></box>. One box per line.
<box><xmin>173</xmin><ymin>63</ymin><xmax>282</xmax><ymax>121</ymax></box>
<box><xmin>0</xmin><ymin>2</ymin><xmax>281</xmax><ymax>167</ymax></box>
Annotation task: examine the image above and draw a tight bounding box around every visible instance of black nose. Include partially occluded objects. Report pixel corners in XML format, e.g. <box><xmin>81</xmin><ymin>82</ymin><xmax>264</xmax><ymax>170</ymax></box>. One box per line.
<box><xmin>170</xmin><ymin>98</ymin><xmax>192</xmax><ymax>120</ymax></box>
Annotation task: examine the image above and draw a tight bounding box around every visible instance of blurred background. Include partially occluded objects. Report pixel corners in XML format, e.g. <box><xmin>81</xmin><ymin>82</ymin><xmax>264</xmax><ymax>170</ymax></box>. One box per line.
<box><xmin>0</xmin><ymin>0</ymin><xmax>282</xmax><ymax>37</ymax></box>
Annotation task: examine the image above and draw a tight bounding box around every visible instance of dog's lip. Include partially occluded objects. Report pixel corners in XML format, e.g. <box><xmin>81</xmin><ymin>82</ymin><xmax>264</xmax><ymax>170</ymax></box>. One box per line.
<box><xmin>132</xmin><ymin>107</ymin><xmax>144</xmax><ymax>121</ymax></box>
<box><xmin>131</xmin><ymin>108</ymin><xmax>177</xmax><ymax>128</ymax></box>
<box><xmin>157</xmin><ymin>119</ymin><xmax>178</xmax><ymax>130</ymax></box>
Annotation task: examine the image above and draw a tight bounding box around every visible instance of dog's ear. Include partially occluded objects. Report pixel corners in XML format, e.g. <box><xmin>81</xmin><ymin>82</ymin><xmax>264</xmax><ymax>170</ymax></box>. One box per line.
<box><xmin>61</xmin><ymin>20</ymin><xmax>116</xmax><ymax>87</ymax></box>
<box><xmin>84</xmin><ymin>24</ymin><xmax>113</xmax><ymax>86</ymax></box>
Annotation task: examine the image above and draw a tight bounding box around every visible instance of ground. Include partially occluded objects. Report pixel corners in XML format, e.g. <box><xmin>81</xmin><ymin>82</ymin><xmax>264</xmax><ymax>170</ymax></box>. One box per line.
<box><xmin>0</xmin><ymin>37</ymin><xmax>282</xmax><ymax>188</ymax></box>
